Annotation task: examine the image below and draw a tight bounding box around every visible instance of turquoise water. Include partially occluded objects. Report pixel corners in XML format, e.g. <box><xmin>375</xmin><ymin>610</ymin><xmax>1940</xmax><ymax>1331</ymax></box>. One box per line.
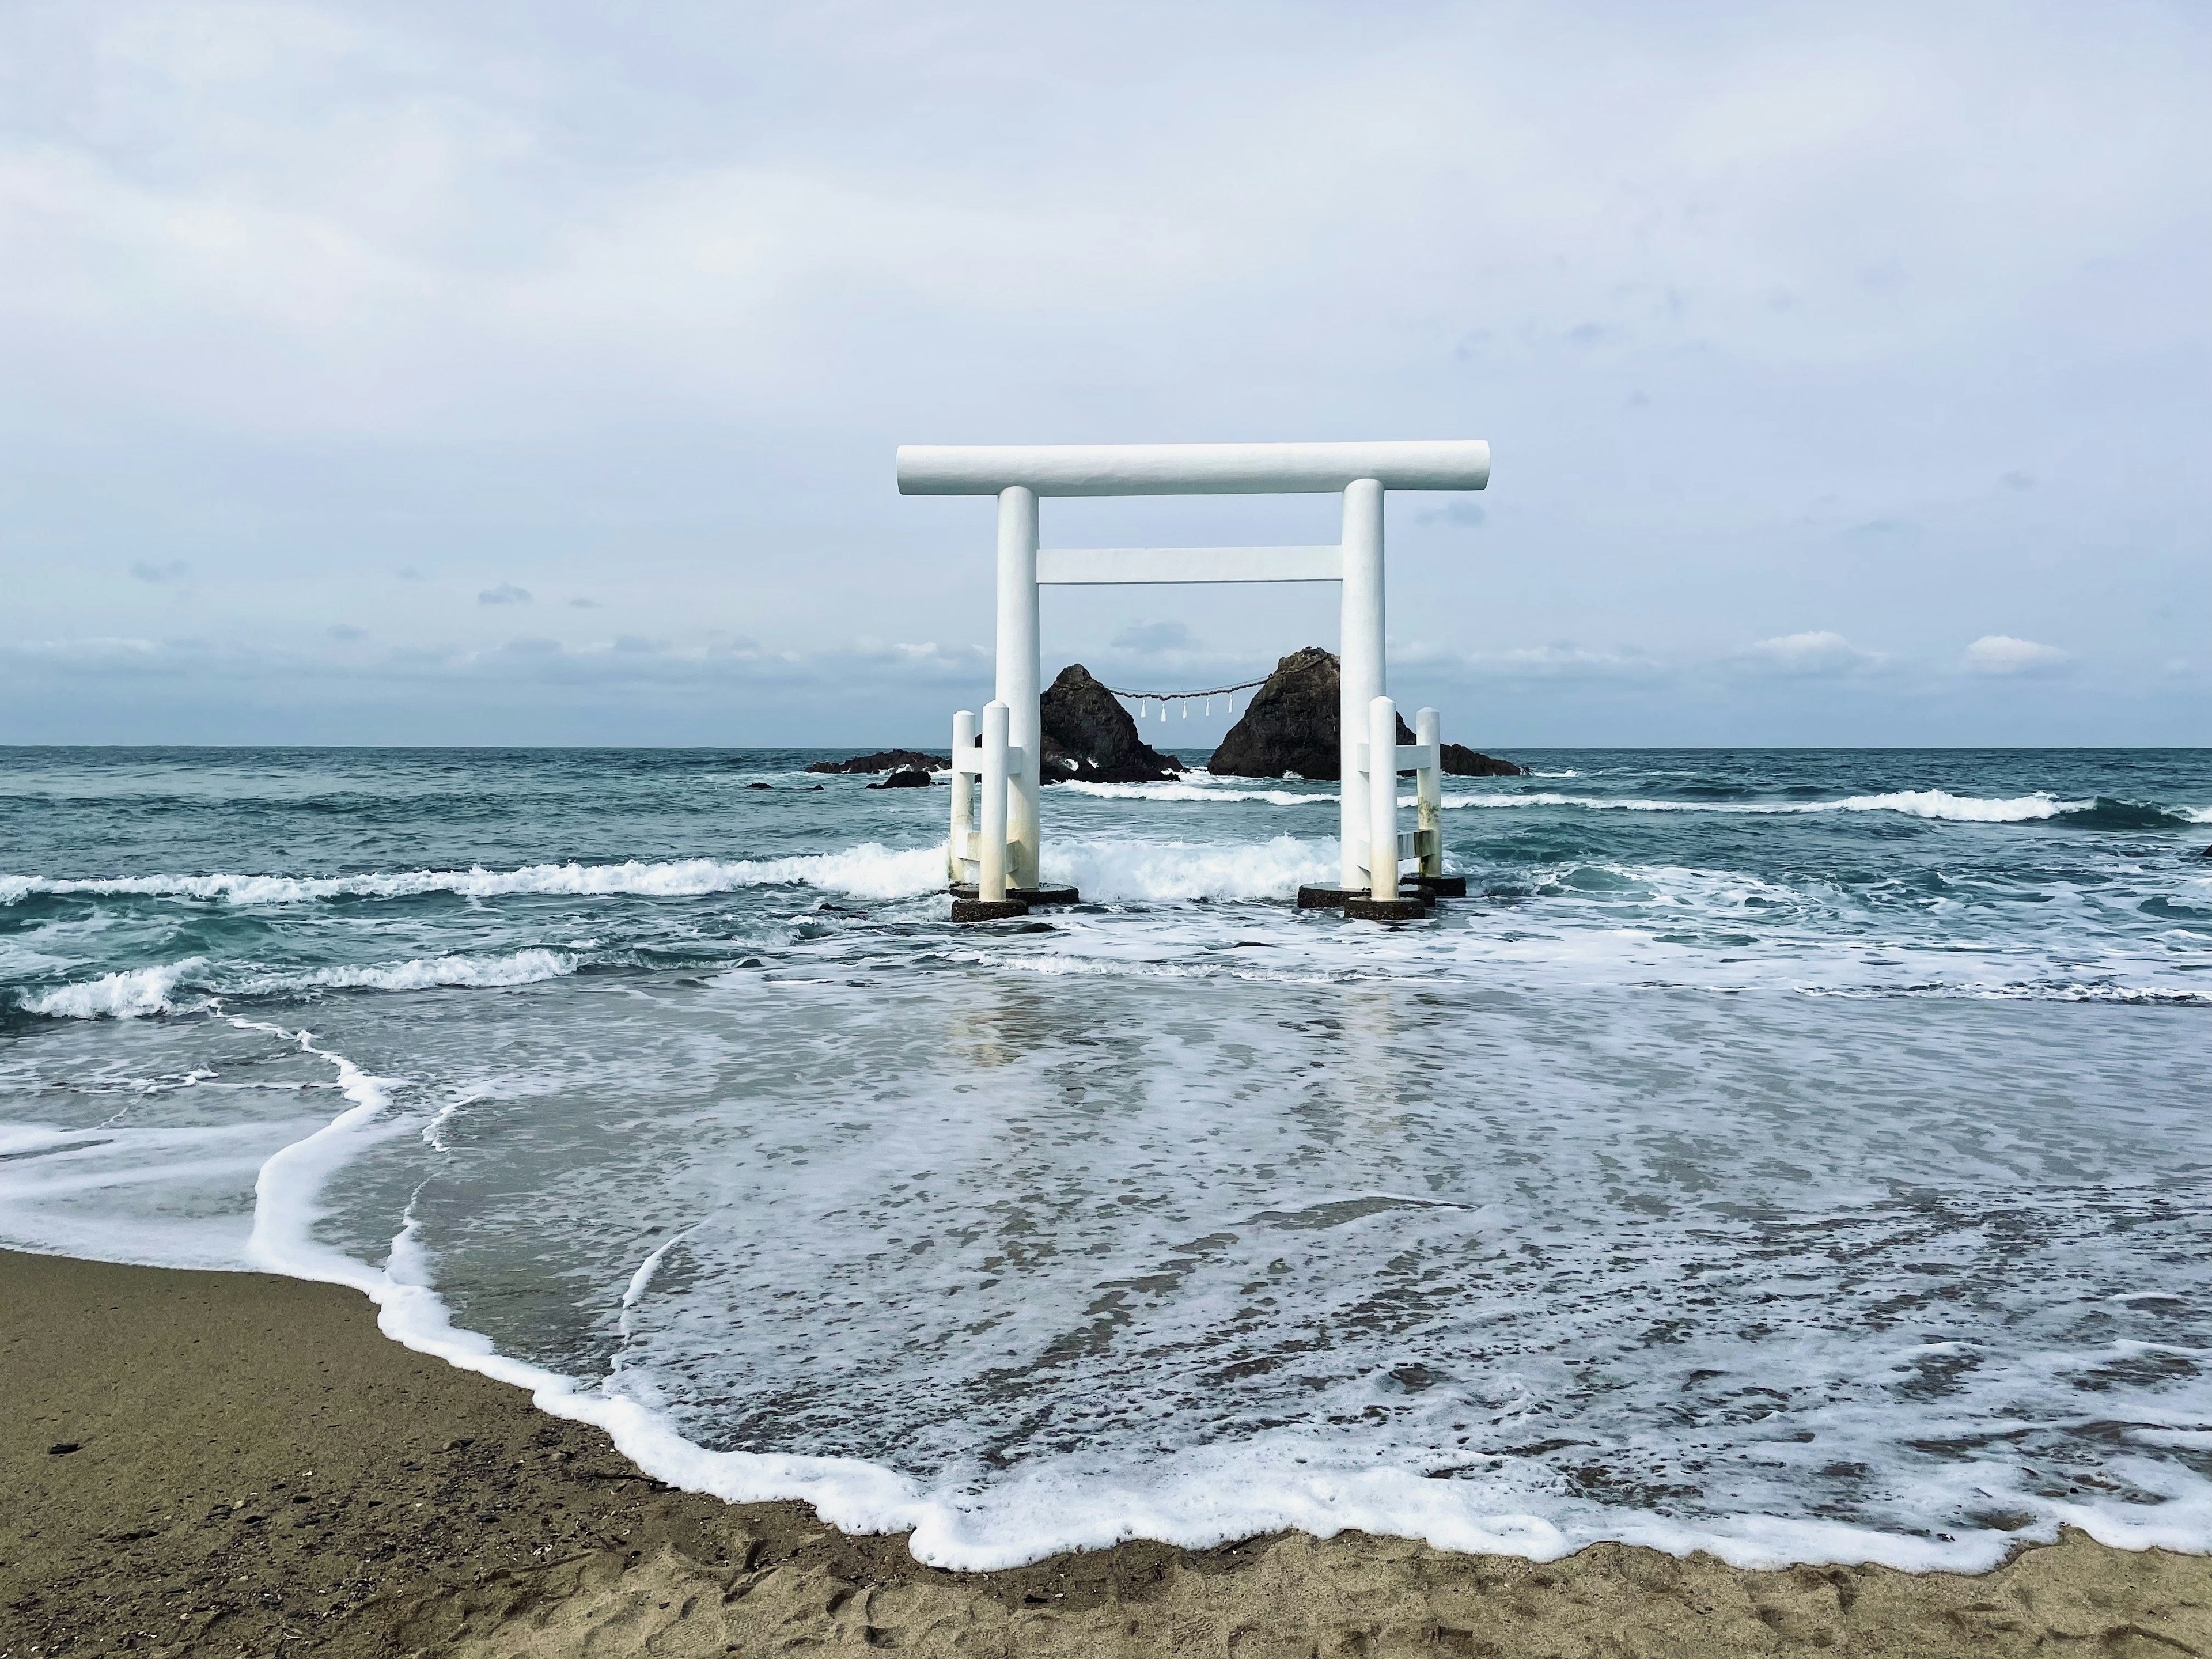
<box><xmin>2</xmin><ymin>746</ymin><xmax>2209</xmax><ymax>1569</ymax></box>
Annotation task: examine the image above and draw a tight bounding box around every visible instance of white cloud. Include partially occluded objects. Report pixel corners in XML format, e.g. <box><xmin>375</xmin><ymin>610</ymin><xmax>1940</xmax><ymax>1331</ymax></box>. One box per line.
<box><xmin>1395</xmin><ymin>641</ymin><xmax>1664</xmax><ymax>681</ymax></box>
<box><xmin>1962</xmin><ymin>635</ymin><xmax>2071</xmax><ymax>676</ymax></box>
<box><xmin>1740</xmin><ymin>630</ymin><xmax>1881</xmax><ymax>676</ymax></box>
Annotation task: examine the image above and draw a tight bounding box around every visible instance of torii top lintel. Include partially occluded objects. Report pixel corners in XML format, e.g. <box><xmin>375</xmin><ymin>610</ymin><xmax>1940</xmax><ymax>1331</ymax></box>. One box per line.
<box><xmin>895</xmin><ymin>440</ymin><xmax>1490</xmax><ymax>498</ymax></box>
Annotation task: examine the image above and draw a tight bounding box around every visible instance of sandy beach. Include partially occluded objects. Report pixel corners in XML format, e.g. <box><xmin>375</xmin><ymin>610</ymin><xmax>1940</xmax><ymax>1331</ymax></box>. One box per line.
<box><xmin>1</xmin><ymin>1247</ymin><xmax>2203</xmax><ymax>1657</ymax></box>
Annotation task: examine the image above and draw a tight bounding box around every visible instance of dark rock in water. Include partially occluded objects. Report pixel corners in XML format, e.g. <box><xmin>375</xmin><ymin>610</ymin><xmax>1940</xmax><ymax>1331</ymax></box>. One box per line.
<box><xmin>806</xmin><ymin>750</ymin><xmax>949</xmax><ymax>774</ymax></box>
<box><xmin>1040</xmin><ymin>664</ymin><xmax>1183</xmax><ymax>783</ymax></box>
<box><xmin>744</xmin><ymin>782</ymin><xmax>773</xmax><ymax>790</ymax></box>
<box><xmin>1206</xmin><ymin>648</ymin><xmax>1414</xmax><ymax>776</ymax></box>
<box><xmin>1209</xmin><ymin>647</ymin><xmax>1524</xmax><ymax>777</ymax></box>
<box><xmin>867</xmin><ymin>769</ymin><xmax>933</xmax><ymax>789</ymax></box>
<box><xmin>1206</xmin><ymin>646</ymin><xmax>1344</xmax><ymax>779</ymax></box>
<box><xmin>1440</xmin><ymin>742</ymin><xmax>1524</xmax><ymax>777</ymax></box>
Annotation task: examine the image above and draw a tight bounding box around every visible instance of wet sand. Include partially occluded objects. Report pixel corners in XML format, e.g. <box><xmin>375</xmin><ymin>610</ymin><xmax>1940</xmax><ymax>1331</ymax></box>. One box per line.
<box><xmin>3</xmin><ymin>1247</ymin><xmax>2207</xmax><ymax>1657</ymax></box>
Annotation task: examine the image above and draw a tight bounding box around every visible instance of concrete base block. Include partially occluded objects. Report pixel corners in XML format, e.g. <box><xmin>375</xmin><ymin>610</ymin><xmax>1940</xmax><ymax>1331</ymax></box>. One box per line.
<box><xmin>951</xmin><ymin>898</ymin><xmax>1031</xmax><ymax>922</ymax></box>
<box><xmin>1415</xmin><ymin>875</ymin><xmax>1468</xmax><ymax>898</ymax></box>
<box><xmin>950</xmin><ymin>884</ymin><xmax>1080</xmax><ymax>905</ymax></box>
<box><xmin>1297</xmin><ymin>885</ymin><xmax>1366</xmax><ymax>908</ymax></box>
<box><xmin>1343</xmin><ymin>895</ymin><xmax>1430</xmax><ymax>922</ymax></box>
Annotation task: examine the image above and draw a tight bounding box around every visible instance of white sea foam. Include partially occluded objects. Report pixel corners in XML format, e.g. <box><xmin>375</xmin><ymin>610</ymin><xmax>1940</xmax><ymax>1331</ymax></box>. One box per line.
<box><xmin>1</xmin><ymin>838</ymin><xmax>1321</xmax><ymax>915</ymax></box>
<box><xmin>1058</xmin><ymin>781</ymin><xmax>1332</xmax><ymax>806</ymax></box>
<box><xmin>203</xmin><ymin>999</ymin><xmax>2212</xmax><ymax>1574</ymax></box>
<box><xmin>6</xmin><ymin>978</ymin><xmax>2208</xmax><ymax>1576</ymax></box>
<box><xmin>274</xmin><ymin>949</ymin><xmax>581</xmax><ymax>994</ymax></box>
<box><xmin>20</xmin><ymin>948</ymin><xmax>584</xmax><ymax>1016</ymax></box>
<box><xmin>1043</xmin><ymin>835</ymin><xmax>1337</xmax><ymax>902</ymax></box>
<box><xmin>0</xmin><ymin>846</ymin><xmax>951</xmax><ymax>908</ymax></box>
<box><xmin>18</xmin><ymin>959</ymin><xmax>204</xmax><ymax>1018</ymax></box>
<box><xmin>1043</xmin><ymin>782</ymin><xmax>2170</xmax><ymax>825</ymax></box>
<box><xmin>1437</xmin><ymin>789</ymin><xmax>2094</xmax><ymax>821</ymax></box>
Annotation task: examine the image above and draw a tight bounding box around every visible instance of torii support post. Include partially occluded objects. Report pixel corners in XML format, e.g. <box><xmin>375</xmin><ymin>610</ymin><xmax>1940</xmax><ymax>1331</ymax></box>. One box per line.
<box><xmin>952</xmin><ymin>700</ymin><xmax>1030</xmax><ymax>922</ymax></box>
<box><xmin>1412</xmin><ymin>705</ymin><xmax>1465</xmax><ymax>898</ymax></box>
<box><xmin>995</xmin><ymin>487</ymin><xmax>1042</xmax><ymax>892</ymax></box>
<box><xmin>946</xmin><ymin>707</ymin><xmax>976</xmax><ymax>884</ymax></box>
<box><xmin>1338</xmin><ymin>479</ymin><xmax>1384</xmax><ymax>895</ymax></box>
<box><xmin>1344</xmin><ymin>694</ymin><xmax>1427</xmax><ymax>921</ymax></box>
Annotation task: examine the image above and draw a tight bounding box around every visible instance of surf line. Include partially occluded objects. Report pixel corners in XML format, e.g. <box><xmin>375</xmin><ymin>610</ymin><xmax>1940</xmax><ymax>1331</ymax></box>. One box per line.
<box><xmin>215</xmin><ymin>1014</ymin><xmax>935</xmax><ymax>1551</ymax></box>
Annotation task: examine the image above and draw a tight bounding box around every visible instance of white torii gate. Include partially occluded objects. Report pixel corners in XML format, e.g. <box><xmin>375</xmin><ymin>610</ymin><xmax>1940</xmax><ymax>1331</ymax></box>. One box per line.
<box><xmin>896</xmin><ymin>440</ymin><xmax>1491</xmax><ymax>919</ymax></box>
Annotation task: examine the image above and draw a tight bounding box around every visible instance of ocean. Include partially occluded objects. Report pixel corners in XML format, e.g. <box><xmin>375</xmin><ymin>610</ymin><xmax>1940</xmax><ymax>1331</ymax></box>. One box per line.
<box><xmin>2</xmin><ymin>745</ymin><xmax>2208</xmax><ymax>1572</ymax></box>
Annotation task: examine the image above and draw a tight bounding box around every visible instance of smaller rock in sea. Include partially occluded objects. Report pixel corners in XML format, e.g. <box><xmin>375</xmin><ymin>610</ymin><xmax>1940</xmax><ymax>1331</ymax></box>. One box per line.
<box><xmin>745</xmin><ymin>782</ymin><xmax>773</xmax><ymax>790</ymax></box>
<box><xmin>806</xmin><ymin>750</ymin><xmax>949</xmax><ymax>775</ymax></box>
<box><xmin>868</xmin><ymin>769</ymin><xmax>933</xmax><ymax>789</ymax></box>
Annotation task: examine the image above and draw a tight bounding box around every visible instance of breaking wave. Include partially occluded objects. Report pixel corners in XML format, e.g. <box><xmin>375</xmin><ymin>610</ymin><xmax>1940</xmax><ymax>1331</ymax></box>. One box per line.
<box><xmin>1056</xmin><ymin>781</ymin><xmax>1331</xmax><ymax>806</ymax></box>
<box><xmin>1044</xmin><ymin>782</ymin><xmax>2207</xmax><ymax>827</ymax></box>
<box><xmin>0</xmin><ymin>846</ymin><xmax>953</xmax><ymax>909</ymax></box>
<box><xmin>20</xmin><ymin>949</ymin><xmax>583</xmax><ymax>1018</ymax></box>
<box><xmin>18</xmin><ymin>959</ymin><xmax>204</xmax><ymax>1019</ymax></box>
<box><xmin>1445</xmin><ymin>790</ymin><xmax>2190</xmax><ymax>824</ymax></box>
<box><xmin>1045</xmin><ymin>835</ymin><xmax>1337</xmax><ymax>902</ymax></box>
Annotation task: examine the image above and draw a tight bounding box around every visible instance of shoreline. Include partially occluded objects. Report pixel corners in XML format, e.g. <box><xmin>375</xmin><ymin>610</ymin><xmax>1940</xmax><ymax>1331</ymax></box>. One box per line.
<box><xmin>4</xmin><ymin>1247</ymin><xmax>2208</xmax><ymax>1657</ymax></box>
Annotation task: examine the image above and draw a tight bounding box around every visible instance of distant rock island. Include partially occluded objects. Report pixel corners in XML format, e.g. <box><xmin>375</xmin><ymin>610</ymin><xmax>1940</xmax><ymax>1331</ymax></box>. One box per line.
<box><xmin>826</xmin><ymin>651</ymin><xmax>1520</xmax><ymax>784</ymax></box>
<box><xmin>1209</xmin><ymin>647</ymin><xmax>1523</xmax><ymax>778</ymax></box>
<box><xmin>1040</xmin><ymin>664</ymin><xmax>1183</xmax><ymax>783</ymax></box>
<box><xmin>804</xmin><ymin>749</ymin><xmax>949</xmax><ymax>775</ymax></box>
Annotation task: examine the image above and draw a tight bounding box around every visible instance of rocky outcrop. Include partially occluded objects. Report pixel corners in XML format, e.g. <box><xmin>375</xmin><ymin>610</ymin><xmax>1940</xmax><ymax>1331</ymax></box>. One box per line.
<box><xmin>806</xmin><ymin>749</ymin><xmax>949</xmax><ymax>775</ymax></box>
<box><xmin>1440</xmin><ymin>742</ymin><xmax>1524</xmax><ymax>778</ymax></box>
<box><xmin>866</xmin><ymin>769</ymin><xmax>933</xmax><ymax>789</ymax></box>
<box><xmin>1207</xmin><ymin>647</ymin><xmax>1524</xmax><ymax>778</ymax></box>
<box><xmin>1040</xmin><ymin>664</ymin><xmax>1184</xmax><ymax>783</ymax></box>
<box><xmin>1206</xmin><ymin>647</ymin><xmax>1347</xmax><ymax>779</ymax></box>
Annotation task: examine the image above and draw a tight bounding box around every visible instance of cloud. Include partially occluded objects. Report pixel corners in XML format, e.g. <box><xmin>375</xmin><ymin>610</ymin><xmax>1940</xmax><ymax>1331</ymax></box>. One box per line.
<box><xmin>1111</xmin><ymin>620</ymin><xmax>1195</xmax><ymax>653</ymax></box>
<box><xmin>327</xmin><ymin>623</ymin><xmax>366</xmax><ymax>641</ymax></box>
<box><xmin>478</xmin><ymin>583</ymin><xmax>532</xmax><ymax>605</ymax></box>
<box><xmin>567</xmin><ymin>597</ymin><xmax>598</xmax><ymax>608</ymax></box>
<box><xmin>1963</xmin><ymin>634</ymin><xmax>2071</xmax><ymax>676</ymax></box>
<box><xmin>129</xmin><ymin>560</ymin><xmax>190</xmax><ymax>583</ymax></box>
<box><xmin>1397</xmin><ymin>641</ymin><xmax>1664</xmax><ymax>681</ymax></box>
<box><xmin>1739</xmin><ymin>630</ymin><xmax>1881</xmax><ymax>677</ymax></box>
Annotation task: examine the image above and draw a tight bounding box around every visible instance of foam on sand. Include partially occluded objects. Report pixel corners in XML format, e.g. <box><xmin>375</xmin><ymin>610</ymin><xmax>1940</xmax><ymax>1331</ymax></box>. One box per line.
<box><xmin>211</xmin><ymin>1002</ymin><xmax>2212</xmax><ymax>1575</ymax></box>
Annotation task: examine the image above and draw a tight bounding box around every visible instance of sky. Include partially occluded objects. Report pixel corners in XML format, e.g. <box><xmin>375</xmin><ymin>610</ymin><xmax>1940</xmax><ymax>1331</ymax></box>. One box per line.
<box><xmin>2</xmin><ymin>0</ymin><xmax>2207</xmax><ymax>748</ymax></box>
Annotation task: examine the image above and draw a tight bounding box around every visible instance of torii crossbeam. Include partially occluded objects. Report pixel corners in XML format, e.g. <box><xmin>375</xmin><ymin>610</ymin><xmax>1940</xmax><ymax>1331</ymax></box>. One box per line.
<box><xmin>896</xmin><ymin>440</ymin><xmax>1492</xmax><ymax>918</ymax></box>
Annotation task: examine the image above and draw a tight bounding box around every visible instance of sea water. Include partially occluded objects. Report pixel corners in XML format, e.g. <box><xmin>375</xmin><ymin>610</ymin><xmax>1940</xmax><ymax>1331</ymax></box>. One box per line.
<box><xmin>2</xmin><ymin>746</ymin><xmax>2208</xmax><ymax>1570</ymax></box>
